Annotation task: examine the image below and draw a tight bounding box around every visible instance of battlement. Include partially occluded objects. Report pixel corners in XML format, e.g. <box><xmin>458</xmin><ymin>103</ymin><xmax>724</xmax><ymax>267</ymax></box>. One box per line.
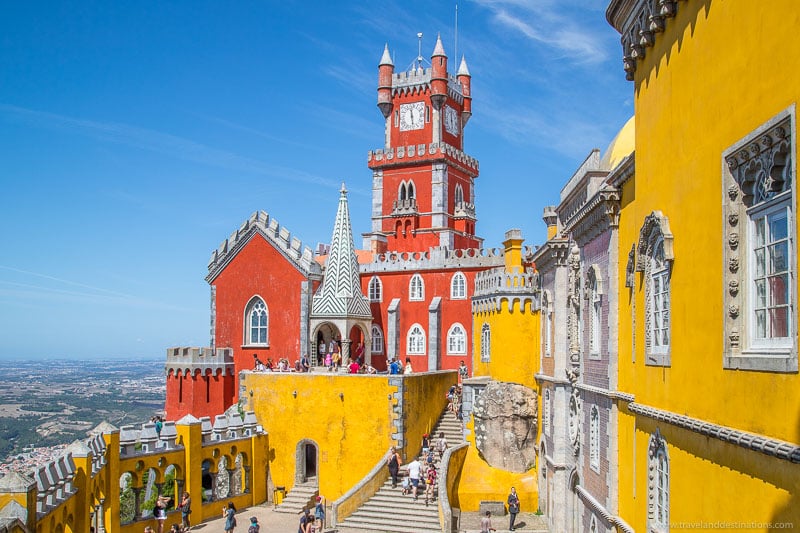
<box><xmin>165</xmin><ymin>346</ymin><xmax>235</xmax><ymax>376</ymax></box>
<box><xmin>472</xmin><ymin>266</ymin><xmax>541</xmax><ymax>314</ymax></box>
<box><xmin>34</xmin><ymin>452</ymin><xmax>77</xmax><ymax>516</ymax></box>
<box><xmin>360</xmin><ymin>245</ymin><xmax>504</xmax><ymax>273</ymax></box>
<box><xmin>206</xmin><ymin>210</ymin><xmax>321</xmax><ymax>283</ymax></box>
<box><xmin>367</xmin><ymin>142</ymin><xmax>479</xmax><ymax>174</ymax></box>
<box><xmin>391</xmin><ymin>69</ymin><xmax>465</xmax><ymax>101</ymax></box>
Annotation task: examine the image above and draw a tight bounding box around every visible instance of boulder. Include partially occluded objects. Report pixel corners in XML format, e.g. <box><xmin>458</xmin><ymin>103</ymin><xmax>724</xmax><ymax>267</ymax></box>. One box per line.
<box><xmin>473</xmin><ymin>381</ymin><xmax>538</xmax><ymax>472</ymax></box>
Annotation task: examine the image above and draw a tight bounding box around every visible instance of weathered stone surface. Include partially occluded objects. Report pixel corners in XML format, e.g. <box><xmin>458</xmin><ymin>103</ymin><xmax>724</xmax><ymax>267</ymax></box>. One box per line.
<box><xmin>473</xmin><ymin>380</ymin><xmax>538</xmax><ymax>472</ymax></box>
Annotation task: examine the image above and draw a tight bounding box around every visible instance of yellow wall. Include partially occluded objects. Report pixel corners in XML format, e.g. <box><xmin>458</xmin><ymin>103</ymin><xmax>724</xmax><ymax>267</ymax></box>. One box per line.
<box><xmin>242</xmin><ymin>371</ymin><xmax>455</xmax><ymax>502</ymax></box>
<box><xmin>616</xmin><ymin>0</ymin><xmax>800</xmax><ymax>529</ymax></box>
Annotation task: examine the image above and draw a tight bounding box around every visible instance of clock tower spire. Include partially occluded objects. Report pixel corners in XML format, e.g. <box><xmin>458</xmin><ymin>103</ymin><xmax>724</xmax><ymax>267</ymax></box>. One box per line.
<box><xmin>365</xmin><ymin>37</ymin><xmax>481</xmax><ymax>255</ymax></box>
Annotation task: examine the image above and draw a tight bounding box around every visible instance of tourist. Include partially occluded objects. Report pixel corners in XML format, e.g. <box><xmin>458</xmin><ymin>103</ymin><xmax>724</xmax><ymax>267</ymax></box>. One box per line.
<box><xmin>253</xmin><ymin>353</ymin><xmax>264</xmax><ymax>371</ymax></box>
<box><xmin>447</xmin><ymin>385</ymin><xmax>457</xmax><ymax>412</ymax></box>
<box><xmin>178</xmin><ymin>491</ymin><xmax>191</xmax><ymax>530</ymax></box>
<box><xmin>222</xmin><ymin>502</ymin><xmax>236</xmax><ymax>533</ymax></box>
<box><xmin>407</xmin><ymin>456</ymin><xmax>422</xmax><ymax>501</ymax></box>
<box><xmin>314</xmin><ymin>495</ymin><xmax>325</xmax><ymax>531</ymax></box>
<box><xmin>424</xmin><ymin>463</ymin><xmax>437</xmax><ymax>505</ymax></box>
<box><xmin>294</xmin><ymin>359</ymin><xmax>301</xmax><ymax>372</ymax></box>
<box><xmin>168</xmin><ymin>525</ymin><xmax>181</xmax><ymax>533</ymax></box>
<box><xmin>301</xmin><ymin>354</ymin><xmax>310</xmax><ymax>372</ymax></box>
<box><xmin>325</xmin><ymin>350</ymin><xmax>333</xmax><ymax>371</ymax></box>
<box><xmin>298</xmin><ymin>507</ymin><xmax>312</xmax><ymax>533</ymax></box>
<box><xmin>248</xmin><ymin>516</ymin><xmax>260</xmax><ymax>533</ymax></box>
<box><xmin>154</xmin><ymin>495</ymin><xmax>170</xmax><ymax>533</ymax></box>
<box><xmin>332</xmin><ymin>346</ymin><xmax>342</xmax><ymax>370</ymax></box>
<box><xmin>387</xmin><ymin>446</ymin><xmax>402</xmax><ymax>488</ymax></box>
<box><xmin>404</xmin><ymin>357</ymin><xmax>413</xmax><ymax>374</ymax></box>
<box><xmin>458</xmin><ymin>360</ymin><xmax>469</xmax><ymax>382</ymax></box>
<box><xmin>348</xmin><ymin>359</ymin><xmax>360</xmax><ymax>374</ymax></box>
<box><xmin>354</xmin><ymin>341</ymin><xmax>365</xmax><ymax>366</ymax></box>
<box><xmin>317</xmin><ymin>340</ymin><xmax>326</xmax><ymax>366</ymax></box>
<box><xmin>421</xmin><ymin>433</ymin><xmax>430</xmax><ymax>455</ymax></box>
<box><xmin>265</xmin><ymin>358</ymin><xmax>274</xmax><ymax>371</ymax></box>
<box><xmin>436</xmin><ymin>432</ymin><xmax>448</xmax><ymax>459</ymax></box>
<box><xmin>364</xmin><ymin>364</ymin><xmax>377</xmax><ymax>374</ymax></box>
<box><xmin>507</xmin><ymin>486</ymin><xmax>520</xmax><ymax>531</ymax></box>
<box><xmin>389</xmin><ymin>357</ymin><xmax>401</xmax><ymax>374</ymax></box>
<box><xmin>144</xmin><ymin>528</ymin><xmax>155</xmax><ymax>533</ymax></box>
<box><xmin>480</xmin><ymin>510</ymin><xmax>496</xmax><ymax>533</ymax></box>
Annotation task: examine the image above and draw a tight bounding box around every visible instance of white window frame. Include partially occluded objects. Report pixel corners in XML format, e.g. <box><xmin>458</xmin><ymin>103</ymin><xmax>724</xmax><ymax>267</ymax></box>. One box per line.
<box><xmin>647</xmin><ymin>430</ymin><xmax>669</xmax><ymax>533</ymax></box>
<box><xmin>371</xmin><ymin>325</ymin><xmax>384</xmax><ymax>354</ymax></box>
<box><xmin>723</xmin><ymin>109</ymin><xmax>796</xmax><ymax>372</ymax></box>
<box><xmin>454</xmin><ymin>183</ymin><xmax>464</xmax><ymax>205</ymax></box>
<box><xmin>589</xmin><ymin>405</ymin><xmax>600</xmax><ymax>472</ymax></box>
<box><xmin>480</xmin><ymin>323</ymin><xmax>491</xmax><ymax>362</ymax></box>
<box><xmin>447</xmin><ymin>323</ymin><xmax>467</xmax><ymax>354</ymax></box>
<box><xmin>368</xmin><ymin>276</ymin><xmax>382</xmax><ymax>302</ymax></box>
<box><xmin>409</xmin><ymin>273</ymin><xmax>425</xmax><ymax>301</ymax></box>
<box><xmin>244</xmin><ymin>296</ymin><xmax>269</xmax><ymax>347</ymax></box>
<box><xmin>407</xmin><ymin>324</ymin><xmax>426</xmax><ymax>355</ymax></box>
<box><xmin>587</xmin><ymin>267</ymin><xmax>602</xmax><ymax>358</ymax></box>
<box><xmin>450</xmin><ymin>271</ymin><xmax>467</xmax><ymax>299</ymax></box>
<box><xmin>542</xmin><ymin>290</ymin><xmax>552</xmax><ymax>358</ymax></box>
<box><xmin>637</xmin><ymin>212</ymin><xmax>674</xmax><ymax>367</ymax></box>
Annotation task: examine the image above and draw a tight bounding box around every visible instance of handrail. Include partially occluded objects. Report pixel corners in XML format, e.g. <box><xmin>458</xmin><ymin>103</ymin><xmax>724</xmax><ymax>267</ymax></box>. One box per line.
<box><xmin>437</xmin><ymin>442</ymin><xmax>468</xmax><ymax>533</ymax></box>
<box><xmin>331</xmin><ymin>450</ymin><xmax>392</xmax><ymax>527</ymax></box>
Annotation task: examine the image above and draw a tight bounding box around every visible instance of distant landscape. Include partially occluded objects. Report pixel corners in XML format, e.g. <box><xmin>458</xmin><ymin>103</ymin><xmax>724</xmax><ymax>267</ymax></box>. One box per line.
<box><xmin>0</xmin><ymin>358</ymin><xmax>165</xmax><ymax>464</ymax></box>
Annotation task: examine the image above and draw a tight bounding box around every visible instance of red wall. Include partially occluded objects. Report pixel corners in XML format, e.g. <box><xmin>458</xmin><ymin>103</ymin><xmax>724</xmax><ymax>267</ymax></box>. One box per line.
<box><xmin>165</xmin><ymin>369</ymin><xmax>235</xmax><ymax>421</ymax></box>
<box><xmin>212</xmin><ymin>234</ymin><xmax>308</xmax><ymax>400</ymax></box>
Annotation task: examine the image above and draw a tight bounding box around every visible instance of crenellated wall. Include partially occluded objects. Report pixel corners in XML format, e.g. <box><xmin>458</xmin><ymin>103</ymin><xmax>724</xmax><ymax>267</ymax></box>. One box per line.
<box><xmin>368</xmin><ymin>142</ymin><xmax>479</xmax><ymax>174</ymax></box>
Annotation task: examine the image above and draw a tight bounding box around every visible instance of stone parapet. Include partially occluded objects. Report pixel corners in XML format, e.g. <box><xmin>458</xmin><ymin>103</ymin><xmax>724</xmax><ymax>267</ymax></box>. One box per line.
<box><xmin>165</xmin><ymin>347</ymin><xmax>234</xmax><ymax>376</ymax></box>
<box><xmin>472</xmin><ymin>267</ymin><xmax>540</xmax><ymax>314</ymax></box>
<box><xmin>361</xmin><ymin>246</ymin><xmax>505</xmax><ymax>274</ymax></box>
<box><xmin>367</xmin><ymin>141</ymin><xmax>479</xmax><ymax>175</ymax></box>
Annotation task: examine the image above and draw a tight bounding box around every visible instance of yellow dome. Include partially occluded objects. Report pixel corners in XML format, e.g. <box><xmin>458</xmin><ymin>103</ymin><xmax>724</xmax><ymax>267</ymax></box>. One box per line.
<box><xmin>600</xmin><ymin>116</ymin><xmax>635</xmax><ymax>170</ymax></box>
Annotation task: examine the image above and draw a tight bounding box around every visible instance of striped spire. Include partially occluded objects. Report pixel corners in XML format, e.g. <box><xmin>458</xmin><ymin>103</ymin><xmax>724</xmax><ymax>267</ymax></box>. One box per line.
<box><xmin>311</xmin><ymin>183</ymin><xmax>371</xmax><ymax>318</ymax></box>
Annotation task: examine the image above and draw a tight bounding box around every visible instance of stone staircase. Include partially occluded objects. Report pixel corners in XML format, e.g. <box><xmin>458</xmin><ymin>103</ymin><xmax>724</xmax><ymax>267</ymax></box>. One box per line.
<box><xmin>336</xmin><ymin>408</ymin><xmax>464</xmax><ymax>533</ymax></box>
<box><xmin>274</xmin><ymin>480</ymin><xmax>318</xmax><ymax>514</ymax></box>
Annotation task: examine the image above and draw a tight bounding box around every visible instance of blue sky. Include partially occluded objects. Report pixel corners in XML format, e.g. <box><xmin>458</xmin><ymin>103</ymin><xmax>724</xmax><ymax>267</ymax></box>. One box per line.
<box><xmin>0</xmin><ymin>1</ymin><xmax>632</xmax><ymax>360</ymax></box>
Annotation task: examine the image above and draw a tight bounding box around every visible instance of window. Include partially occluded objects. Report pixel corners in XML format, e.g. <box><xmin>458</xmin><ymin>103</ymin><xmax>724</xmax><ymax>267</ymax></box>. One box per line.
<box><xmin>542</xmin><ymin>291</ymin><xmax>552</xmax><ymax>357</ymax></box>
<box><xmin>371</xmin><ymin>325</ymin><xmax>384</xmax><ymax>354</ymax></box>
<box><xmin>647</xmin><ymin>430</ymin><xmax>669</xmax><ymax>533</ymax></box>
<box><xmin>451</xmin><ymin>272</ymin><xmax>467</xmax><ymax>299</ymax></box>
<box><xmin>544</xmin><ymin>389</ymin><xmax>551</xmax><ymax>436</ymax></box>
<box><xmin>637</xmin><ymin>212</ymin><xmax>674</xmax><ymax>366</ymax></box>
<box><xmin>589</xmin><ymin>405</ymin><xmax>599</xmax><ymax>472</ymax></box>
<box><xmin>480</xmin><ymin>323</ymin><xmax>491</xmax><ymax>362</ymax></box>
<box><xmin>245</xmin><ymin>297</ymin><xmax>268</xmax><ymax>345</ymax></box>
<box><xmin>369</xmin><ymin>276</ymin><xmax>382</xmax><ymax>302</ymax></box>
<box><xmin>454</xmin><ymin>184</ymin><xmax>464</xmax><ymax>205</ymax></box>
<box><xmin>407</xmin><ymin>324</ymin><xmax>426</xmax><ymax>354</ymax></box>
<box><xmin>409</xmin><ymin>274</ymin><xmax>425</xmax><ymax>301</ymax></box>
<box><xmin>723</xmin><ymin>111</ymin><xmax>795</xmax><ymax>372</ymax></box>
<box><xmin>447</xmin><ymin>323</ymin><xmax>467</xmax><ymax>354</ymax></box>
<box><xmin>587</xmin><ymin>268</ymin><xmax>602</xmax><ymax>357</ymax></box>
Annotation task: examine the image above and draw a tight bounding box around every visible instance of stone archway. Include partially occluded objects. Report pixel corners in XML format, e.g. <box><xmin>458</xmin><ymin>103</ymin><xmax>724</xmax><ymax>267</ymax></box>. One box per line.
<box><xmin>312</xmin><ymin>322</ymin><xmax>341</xmax><ymax>368</ymax></box>
<box><xmin>295</xmin><ymin>439</ymin><xmax>319</xmax><ymax>484</ymax></box>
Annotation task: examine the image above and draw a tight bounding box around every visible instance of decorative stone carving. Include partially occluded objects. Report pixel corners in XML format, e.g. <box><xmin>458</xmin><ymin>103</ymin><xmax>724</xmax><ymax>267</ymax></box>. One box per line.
<box><xmin>729</xmin><ymin>258</ymin><xmax>739</xmax><ymax>273</ymax></box>
<box><xmin>728</xmin><ymin>185</ymin><xmax>739</xmax><ymax>201</ymax></box>
<box><xmin>567</xmin><ymin>245</ymin><xmax>582</xmax><ymax>364</ymax></box>
<box><xmin>626</xmin><ymin>244</ymin><xmax>636</xmax><ymax>288</ymax></box>
<box><xmin>728</xmin><ymin>279</ymin><xmax>739</xmax><ymax>296</ymax></box>
<box><xmin>472</xmin><ymin>381</ymin><xmax>538</xmax><ymax>472</ymax></box>
<box><xmin>728</xmin><ymin>232</ymin><xmax>739</xmax><ymax>249</ymax></box>
<box><xmin>729</xmin><ymin>329</ymin><xmax>740</xmax><ymax>348</ymax></box>
<box><xmin>728</xmin><ymin>213</ymin><xmax>739</xmax><ymax>226</ymax></box>
<box><xmin>565</xmin><ymin>367</ymin><xmax>582</xmax><ymax>456</ymax></box>
<box><xmin>728</xmin><ymin>304</ymin><xmax>740</xmax><ymax>318</ymax></box>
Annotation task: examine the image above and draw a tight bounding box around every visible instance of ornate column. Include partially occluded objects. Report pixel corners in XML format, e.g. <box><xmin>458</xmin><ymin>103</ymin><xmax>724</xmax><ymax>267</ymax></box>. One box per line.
<box><xmin>227</xmin><ymin>468</ymin><xmax>238</xmax><ymax>495</ymax></box>
<box><xmin>131</xmin><ymin>488</ymin><xmax>143</xmax><ymax>521</ymax></box>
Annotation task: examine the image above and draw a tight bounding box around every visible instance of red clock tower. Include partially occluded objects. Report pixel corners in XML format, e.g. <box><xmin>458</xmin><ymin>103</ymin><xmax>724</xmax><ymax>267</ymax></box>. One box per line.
<box><xmin>365</xmin><ymin>35</ymin><xmax>481</xmax><ymax>254</ymax></box>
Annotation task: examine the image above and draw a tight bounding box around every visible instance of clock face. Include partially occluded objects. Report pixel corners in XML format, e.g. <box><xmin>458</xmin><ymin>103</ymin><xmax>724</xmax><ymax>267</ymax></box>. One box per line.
<box><xmin>444</xmin><ymin>105</ymin><xmax>460</xmax><ymax>135</ymax></box>
<box><xmin>399</xmin><ymin>102</ymin><xmax>425</xmax><ymax>131</ymax></box>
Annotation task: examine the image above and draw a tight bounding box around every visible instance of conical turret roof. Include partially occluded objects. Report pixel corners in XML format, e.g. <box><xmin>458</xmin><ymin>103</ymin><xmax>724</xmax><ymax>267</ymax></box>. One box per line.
<box><xmin>458</xmin><ymin>55</ymin><xmax>471</xmax><ymax>76</ymax></box>
<box><xmin>432</xmin><ymin>34</ymin><xmax>447</xmax><ymax>57</ymax></box>
<box><xmin>380</xmin><ymin>43</ymin><xmax>393</xmax><ymax>66</ymax></box>
<box><xmin>311</xmin><ymin>184</ymin><xmax>371</xmax><ymax>318</ymax></box>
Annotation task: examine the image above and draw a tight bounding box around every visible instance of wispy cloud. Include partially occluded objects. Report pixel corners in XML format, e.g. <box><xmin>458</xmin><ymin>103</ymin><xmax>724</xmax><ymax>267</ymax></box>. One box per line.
<box><xmin>0</xmin><ymin>103</ymin><xmax>344</xmax><ymax>191</ymax></box>
<box><xmin>472</xmin><ymin>0</ymin><xmax>609</xmax><ymax>64</ymax></box>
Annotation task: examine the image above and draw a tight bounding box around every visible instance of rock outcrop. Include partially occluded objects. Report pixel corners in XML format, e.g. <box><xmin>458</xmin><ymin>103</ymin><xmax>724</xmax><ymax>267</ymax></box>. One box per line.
<box><xmin>473</xmin><ymin>380</ymin><xmax>538</xmax><ymax>472</ymax></box>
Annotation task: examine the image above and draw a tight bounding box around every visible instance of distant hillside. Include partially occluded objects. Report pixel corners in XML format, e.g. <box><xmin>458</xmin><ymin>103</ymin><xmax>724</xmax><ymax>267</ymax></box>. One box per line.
<box><xmin>0</xmin><ymin>358</ymin><xmax>166</xmax><ymax>463</ymax></box>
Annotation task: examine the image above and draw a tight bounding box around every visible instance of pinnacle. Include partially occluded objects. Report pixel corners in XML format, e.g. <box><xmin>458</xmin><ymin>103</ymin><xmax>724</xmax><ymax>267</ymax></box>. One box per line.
<box><xmin>458</xmin><ymin>55</ymin><xmax>470</xmax><ymax>77</ymax></box>
<box><xmin>432</xmin><ymin>33</ymin><xmax>446</xmax><ymax>58</ymax></box>
<box><xmin>379</xmin><ymin>43</ymin><xmax>393</xmax><ymax>66</ymax></box>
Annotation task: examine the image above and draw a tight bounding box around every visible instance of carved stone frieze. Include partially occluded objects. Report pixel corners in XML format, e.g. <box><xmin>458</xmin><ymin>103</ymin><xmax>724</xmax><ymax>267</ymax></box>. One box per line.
<box><xmin>625</xmin><ymin>244</ymin><xmax>636</xmax><ymax>288</ymax></box>
<box><xmin>728</xmin><ymin>279</ymin><xmax>739</xmax><ymax>296</ymax></box>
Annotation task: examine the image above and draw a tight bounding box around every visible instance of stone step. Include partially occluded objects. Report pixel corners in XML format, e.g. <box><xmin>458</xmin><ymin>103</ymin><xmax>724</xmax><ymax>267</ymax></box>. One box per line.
<box><xmin>273</xmin><ymin>483</ymin><xmax>318</xmax><ymax>514</ymax></box>
<box><xmin>340</xmin><ymin>515</ymin><xmax>441</xmax><ymax>533</ymax></box>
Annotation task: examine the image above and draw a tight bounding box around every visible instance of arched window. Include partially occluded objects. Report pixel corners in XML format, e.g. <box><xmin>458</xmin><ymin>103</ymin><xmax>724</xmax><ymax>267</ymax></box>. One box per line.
<box><xmin>245</xmin><ymin>297</ymin><xmax>268</xmax><ymax>345</ymax></box>
<box><xmin>544</xmin><ymin>389</ymin><xmax>551</xmax><ymax>436</ymax></box>
<box><xmin>407</xmin><ymin>324</ymin><xmax>426</xmax><ymax>355</ymax></box>
<box><xmin>407</xmin><ymin>180</ymin><xmax>415</xmax><ymax>199</ymax></box>
<box><xmin>447</xmin><ymin>323</ymin><xmax>467</xmax><ymax>354</ymax></box>
<box><xmin>454</xmin><ymin>184</ymin><xmax>464</xmax><ymax>205</ymax></box>
<box><xmin>588</xmin><ymin>267</ymin><xmax>602</xmax><ymax>357</ymax></box>
<box><xmin>450</xmin><ymin>272</ymin><xmax>467</xmax><ymax>299</ymax></box>
<box><xmin>371</xmin><ymin>325</ymin><xmax>384</xmax><ymax>354</ymax></box>
<box><xmin>589</xmin><ymin>405</ymin><xmax>600</xmax><ymax>471</ymax></box>
<box><xmin>542</xmin><ymin>290</ymin><xmax>552</xmax><ymax>358</ymax></box>
<box><xmin>648</xmin><ymin>430</ymin><xmax>669</xmax><ymax>532</ymax></box>
<box><xmin>368</xmin><ymin>276</ymin><xmax>382</xmax><ymax>302</ymax></box>
<box><xmin>480</xmin><ymin>323</ymin><xmax>491</xmax><ymax>362</ymax></box>
<box><xmin>638</xmin><ymin>212</ymin><xmax>673</xmax><ymax>366</ymax></box>
<box><xmin>409</xmin><ymin>274</ymin><xmax>425</xmax><ymax>301</ymax></box>
<box><xmin>399</xmin><ymin>181</ymin><xmax>407</xmax><ymax>201</ymax></box>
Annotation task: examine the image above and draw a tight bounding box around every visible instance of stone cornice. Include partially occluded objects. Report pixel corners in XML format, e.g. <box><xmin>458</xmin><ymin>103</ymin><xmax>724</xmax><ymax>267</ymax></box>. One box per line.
<box><xmin>576</xmin><ymin>383</ymin><xmax>635</xmax><ymax>403</ymax></box>
<box><xmin>606</xmin><ymin>0</ymin><xmax>683</xmax><ymax>80</ymax></box>
<box><xmin>534</xmin><ymin>372</ymin><xmax>570</xmax><ymax>386</ymax></box>
<box><xmin>607</xmin><ymin>153</ymin><xmax>635</xmax><ymax>188</ymax></box>
<box><xmin>628</xmin><ymin>402</ymin><xmax>800</xmax><ymax>463</ymax></box>
<box><xmin>561</xmin><ymin>185</ymin><xmax>620</xmax><ymax>244</ymax></box>
<box><xmin>530</xmin><ymin>239</ymin><xmax>570</xmax><ymax>272</ymax></box>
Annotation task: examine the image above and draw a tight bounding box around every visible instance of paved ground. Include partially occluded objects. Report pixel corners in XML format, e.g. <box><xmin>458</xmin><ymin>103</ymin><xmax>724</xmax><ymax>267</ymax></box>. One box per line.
<box><xmin>180</xmin><ymin>504</ymin><xmax>548</xmax><ymax>532</ymax></box>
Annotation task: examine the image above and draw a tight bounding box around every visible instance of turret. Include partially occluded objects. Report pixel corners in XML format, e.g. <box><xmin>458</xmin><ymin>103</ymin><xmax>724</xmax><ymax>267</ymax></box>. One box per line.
<box><xmin>377</xmin><ymin>44</ymin><xmax>394</xmax><ymax>118</ymax></box>
<box><xmin>430</xmin><ymin>34</ymin><xmax>448</xmax><ymax>110</ymax></box>
<box><xmin>457</xmin><ymin>56</ymin><xmax>472</xmax><ymax>125</ymax></box>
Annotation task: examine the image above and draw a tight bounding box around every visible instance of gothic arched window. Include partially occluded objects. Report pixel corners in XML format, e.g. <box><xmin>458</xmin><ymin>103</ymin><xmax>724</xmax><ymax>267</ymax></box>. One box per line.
<box><xmin>544</xmin><ymin>389</ymin><xmax>551</xmax><ymax>436</ymax></box>
<box><xmin>245</xmin><ymin>297</ymin><xmax>268</xmax><ymax>345</ymax></box>
<box><xmin>454</xmin><ymin>184</ymin><xmax>464</xmax><ymax>205</ymax></box>
<box><xmin>589</xmin><ymin>405</ymin><xmax>600</xmax><ymax>471</ymax></box>
<box><xmin>648</xmin><ymin>430</ymin><xmax>669</xmax><ymax>532</ymax></box>
<box><xmin>368</xmin><ymin>276</ymin><xmax>382</xmax><ymax>302</ymax></box>
<box><xmin>407</xmin><ymin>324</ymin><xmax>426</xmax><ymax>355</ymax></box>
<box><xmin>409</xmin><ymin>274</ymin><xmax>425</xmax><ymax>301</ymax></box>
<box><xmin>371</xmin><ymin>325</ymin><xmax>384</xmax><ymax>354</ymax></box>
<box><xmin>451</xmin><ymin>271</ymin><xmax>467</xmax><ymax>299</ymax></box>
<box><xmin>447</xmin><ymin>323</ymin><xmax>467</xmax><ymax>354</ymax></box>
<box><xmin>637</xmin><ymin>212</ymin><xmax>673</xmax><ymax>366</ymax></box>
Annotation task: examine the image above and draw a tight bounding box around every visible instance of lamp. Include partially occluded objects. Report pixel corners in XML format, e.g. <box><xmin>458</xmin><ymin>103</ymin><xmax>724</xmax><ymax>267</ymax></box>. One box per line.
<box><xmin>339</xmin><ymin>392</ymin><xmax>344</xmax><ymax>400</ymax></box>
<box><xmin>292</xmin><ymin>390</ymin><xmax>297</xmax><ymax>398</ymax></box>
